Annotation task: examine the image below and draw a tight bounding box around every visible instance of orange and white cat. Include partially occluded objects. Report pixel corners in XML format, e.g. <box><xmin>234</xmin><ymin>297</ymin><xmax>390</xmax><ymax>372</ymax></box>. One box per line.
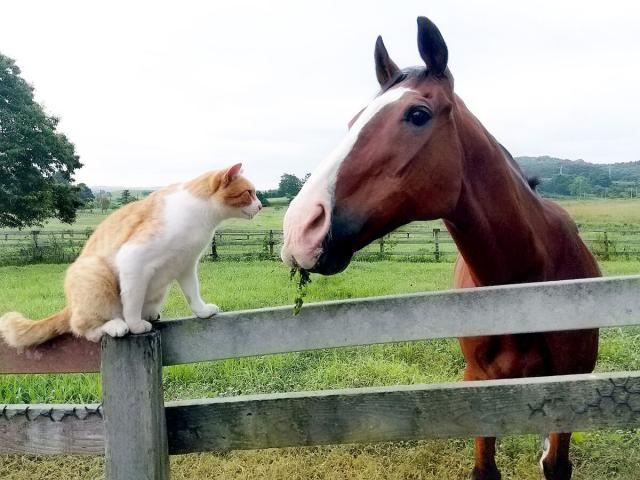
<box><xmin>0</xmin><ymin>163</ymin><xmax>261</xmax><ymax>349</ymax></box>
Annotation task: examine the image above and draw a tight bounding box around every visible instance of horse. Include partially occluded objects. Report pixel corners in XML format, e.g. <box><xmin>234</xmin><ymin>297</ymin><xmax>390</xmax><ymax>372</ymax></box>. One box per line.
<box><xmin>281</xmin><ymin>16</ymin><xmax>600</xmax><ymax>480</ymax></box>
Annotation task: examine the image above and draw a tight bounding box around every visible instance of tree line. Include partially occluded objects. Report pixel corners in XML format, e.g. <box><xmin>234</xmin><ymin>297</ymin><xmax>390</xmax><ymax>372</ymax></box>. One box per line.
<box><xmin>256</xmin><ymin>173</ymin><xmax>311</xmax><ymax>206</ymax></box>
<box><xmin>2</xmin><ymin>51</ymin><xmax>639</xmax><ymax>230</ymax></box>
<box><xmin>517</xmin><ymin>156</ymin><xmax>640</xmax><ymax>198</ymax></box>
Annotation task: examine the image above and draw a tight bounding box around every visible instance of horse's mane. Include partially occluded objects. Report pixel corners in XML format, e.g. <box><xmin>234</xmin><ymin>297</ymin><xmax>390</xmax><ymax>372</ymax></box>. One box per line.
<box><xmin>379</xmin><ymin>67</ymin><xmax>426</xmax><ymax>94</ymax></box>
<box><xmin>498</xmin><ymin>143</ymin><xmax>539</xmax><ymax>192</ymax></box>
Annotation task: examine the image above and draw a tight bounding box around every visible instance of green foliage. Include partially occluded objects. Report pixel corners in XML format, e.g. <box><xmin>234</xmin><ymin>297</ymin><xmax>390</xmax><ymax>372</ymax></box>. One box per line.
<box><xmin>256</xmin><ymin>190</ymin><xmax>270</xmax><ymax>207</ymax></box>
<box><xmin>0</xmin><ymin>53</ymin><xmax>82</xmax><ymax>228</ymax></box>
<box><xmin>117</xmin><ymin>189</ymin><xmax>134</xmax><ymax>205</ymax></box>
<box><xmin>95</xmin><ymin>190</ymin><xmax>111</xmax><ymax>213</ymax></box>
<box><xmin>517</xmin><ymin>156</ymin><xmax>640</xmax><ymax>198</ymax></box>
<box><xmin>569</xmin><ymin>175</ymin><xmax>591</xmax><ymax>198</ymax></box>
<box><xmin>289</xmin><ymin>267</ymin><xmax>311</xmax><ymax>315</ymax></box>
<box><xmin>76</xmin><ymin>183</ymin><xmax>94</xmax><ymax>206</ymax></box>
<box><xmin>277</xmin><ymin>173</ymin><xmax>304</xmax><ymax>199</ymax></box>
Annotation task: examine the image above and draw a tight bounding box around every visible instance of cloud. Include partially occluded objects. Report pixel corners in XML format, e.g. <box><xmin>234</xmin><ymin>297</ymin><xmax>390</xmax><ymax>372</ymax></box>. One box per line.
<box><xmin>1</xmin><ymin>0</ymin><xmax>638</xmax><ymax>188</ymax></box>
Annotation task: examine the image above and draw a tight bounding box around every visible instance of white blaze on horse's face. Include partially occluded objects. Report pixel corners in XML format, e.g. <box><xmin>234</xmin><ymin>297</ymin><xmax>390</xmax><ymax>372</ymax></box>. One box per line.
<box><xmin>281</xmin><ymin>87</ymin><xmax>415</xmax><ymax>269</ymax></box>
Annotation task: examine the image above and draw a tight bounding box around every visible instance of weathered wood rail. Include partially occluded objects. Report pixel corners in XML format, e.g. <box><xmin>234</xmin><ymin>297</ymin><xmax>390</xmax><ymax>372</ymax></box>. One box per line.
<box><xmin>3</xmin><ymin>227</ymin><xmax>640</xmax><ymax>265</ymax></box>
<box><xmin>1</xmin><ymin>275</ymin><xmax>640</xmax><ymax>479</ymax></box>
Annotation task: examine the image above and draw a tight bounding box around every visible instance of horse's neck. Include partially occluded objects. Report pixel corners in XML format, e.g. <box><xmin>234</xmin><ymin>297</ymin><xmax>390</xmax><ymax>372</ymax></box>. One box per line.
<box><xmin>444</xmin><ymin>101</ymin><xmax>551</xmax><ymax>286</ymax></box>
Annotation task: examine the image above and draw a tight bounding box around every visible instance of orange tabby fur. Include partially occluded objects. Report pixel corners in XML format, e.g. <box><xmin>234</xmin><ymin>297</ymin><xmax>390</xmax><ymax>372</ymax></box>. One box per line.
<box><xmin>0</xmin><ymin>164</ymin><xmax>261</xmax><ymax>348</ymax></box>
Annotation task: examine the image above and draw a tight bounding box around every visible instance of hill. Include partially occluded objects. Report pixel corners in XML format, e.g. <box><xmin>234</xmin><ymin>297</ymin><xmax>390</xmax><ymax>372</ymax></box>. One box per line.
<box><xmin>515</xmin><ymin>156</ymin><xmax>640</xmax><ymax>198</ymax></box>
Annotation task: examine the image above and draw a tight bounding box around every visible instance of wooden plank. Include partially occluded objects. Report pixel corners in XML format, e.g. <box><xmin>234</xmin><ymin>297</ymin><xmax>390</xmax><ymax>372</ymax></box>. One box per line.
<box><xmin>165</xmin><ymin>371</ymin><xmax>640</xmax><ymax>454</ymax></box>
<box><xmin>0</xmin><ymin>404</ymin><xmax>103</xmax><ymax>454</ymax></box>
<box><xmin>101</xmin><ymin>331</ymin><xmax>169</xmax><ymax>480</ymax></box>
<box><xmin>157</xmin><ymin>275</ymin><xmax>640</xmax><ymax>366</ymax></box>
<box><xmin>0</xmin><ymin>334</ymin><xmax>100</xmax><ymax>374</ymax></box>
<box><xmin>1</xmin><ymin>275</ymin><xmax>639</xmax><ymax>374</ymax></box>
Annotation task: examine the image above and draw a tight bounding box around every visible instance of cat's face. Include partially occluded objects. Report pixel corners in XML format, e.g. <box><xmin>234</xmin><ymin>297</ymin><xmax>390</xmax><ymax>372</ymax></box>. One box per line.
<box><xmin>215</xmin><ymin>164</ymin><xmax>262</xmax><ymax>219</ymax></box>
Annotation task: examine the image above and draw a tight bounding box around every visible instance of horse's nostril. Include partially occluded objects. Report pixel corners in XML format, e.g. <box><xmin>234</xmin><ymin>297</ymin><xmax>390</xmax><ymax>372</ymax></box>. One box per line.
<box><xmin>306</xmin><ymin>204</ymin><xmax>326</xmax><ymax>232</ymax></box>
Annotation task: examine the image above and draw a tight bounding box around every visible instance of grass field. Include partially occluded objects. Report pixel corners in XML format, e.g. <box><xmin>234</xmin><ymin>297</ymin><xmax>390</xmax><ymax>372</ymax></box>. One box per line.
<box><xmin>13</xmin><ymin>198</ymin><xmax>640</xmax><ymax>233</ymax></box>
<box><xmin>1</xmin><ymin>260</ymin><xmax>640</xmax><ymax>479</ymax></box>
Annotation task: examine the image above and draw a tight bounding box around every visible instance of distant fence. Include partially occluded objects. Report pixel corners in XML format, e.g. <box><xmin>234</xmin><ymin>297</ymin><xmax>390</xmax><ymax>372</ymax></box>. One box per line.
<box><xmin>1</xmin><ymin>275</ymin><xmax>640</xmax><ymax>479</ymax></box>
<box><xmin>2</xmin><ymin>227</ymin><xmax>640</xmax><ymax>266</ymax></box>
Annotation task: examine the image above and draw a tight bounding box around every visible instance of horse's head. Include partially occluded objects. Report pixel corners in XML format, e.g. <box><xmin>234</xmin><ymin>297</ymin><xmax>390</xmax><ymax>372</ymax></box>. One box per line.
<box><xmin>282</xmin><ymin>17</ymin><xmax>463</xmax><ymax>274</ymax></box>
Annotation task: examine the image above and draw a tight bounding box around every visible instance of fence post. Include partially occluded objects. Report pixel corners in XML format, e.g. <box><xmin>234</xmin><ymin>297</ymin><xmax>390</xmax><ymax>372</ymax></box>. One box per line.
<box><xmin>101</xmin><ymin>331</ymin><xmax>169</xmax><ymax>480</ymax></box>
<box><xmin>211</xmin><ymin>235</ymin><xmax>218</xmax><ymax>261</ymax></box>
<box><xmin>379</xmin><ymin>237</ymin><xmax>385</xmax><ymax>254</ymax></box>
<box><xmin>31</xmin><ymin>230</ymin><xmax>40</xmax><ymax>262</ymax></box>
<box><xmin>603</xmin><ymin>231</ymin><xmax>609</xmax><ymax>260</ymax></box>
<box><xmin>433</xmin><ymin>228</ymin><xmax>440</xmax><ymax>262</ymax></box>
<box><xmin>269</xmin><ymin>229</ymin><xmax>274</xmax><ymax>257</ymax></box>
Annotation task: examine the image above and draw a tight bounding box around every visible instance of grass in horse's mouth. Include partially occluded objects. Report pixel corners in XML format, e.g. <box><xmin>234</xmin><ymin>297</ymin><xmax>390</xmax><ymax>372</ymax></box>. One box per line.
<box><xmin>290</xmin><ymin>267</ymin><xmax>312</xmax><ymax>315</ymax></box>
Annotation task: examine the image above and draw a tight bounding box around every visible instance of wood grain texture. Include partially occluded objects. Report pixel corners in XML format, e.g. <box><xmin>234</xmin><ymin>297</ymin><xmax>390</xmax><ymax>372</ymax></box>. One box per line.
<box><xmin>101</xmin><ymin>331</ymin><xmax>169</xmax><ymax>480</ymax></box>
<box><xmin>2</xmin><ymin>275</ymin><xmax>638</xmax><ymax>374</ymax></box>
<box><xmin>3</xmin><ymin>371</ymin><xmax>640</xmax><ymax>457</ymax></box>
<box><xmin>165</xmin><ymin>372</ymin><xmax>640</xmax><ymax>454</ymax></box>
<box><xmin>0</xmin><ymin>404</ymin><xmax>103</xmax><ymax>454</ymax></box>
<box><xmin>157</xmin><ymin>275</ymin><xmax>640</xmax><ymax>366</ymax></box>
<box><xmin>0</xmin><ymin>334</ymin><xmax>100</xmax><ymax>374</ymax></box>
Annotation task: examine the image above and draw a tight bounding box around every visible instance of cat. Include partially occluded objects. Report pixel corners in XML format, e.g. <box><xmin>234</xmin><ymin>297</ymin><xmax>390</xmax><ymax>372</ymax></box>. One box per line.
<box><xmin>0</xmin><ymin>163</ymin><xmax>261</xmax><ymax>348</ymax></box>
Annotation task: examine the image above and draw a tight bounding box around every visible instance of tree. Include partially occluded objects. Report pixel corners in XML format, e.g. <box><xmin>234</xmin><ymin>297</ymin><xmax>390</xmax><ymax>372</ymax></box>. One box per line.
<box><xmin>96</xmin><ymin>190</ymin><xmax>112</xmax><ymax>213</ymax></box>
<box><xmin>569</xmin><ymin>176</ymin><xmax>591</xmax><ymax>198</ymax></box>
<box><xmin>0</xmin><ymin>53</ymin><xmax>82</xmax><ymax>228</ymax></box>
<box><xmin>118</xmin><ymin>189</ymin><xmax>134</xmax><ymax>205</ymax></box>
<box><xmin>278</xmin><ymin>173</ymin><xmax>304</xmax><ymax>199</ymax></box>
<box><xmin>77</xmin><ymin>183</ymin><xmax>95</xmax><ymax>206</ymax></box>
<box><xmin>543</xmin><ymin>174</ymin><xmax>572</xmax><ymax>196</ymax></box>
<box><xmin>256</xmin><ymin>190</ymin><xmax>270</xmax><ymax>207</ymax></box>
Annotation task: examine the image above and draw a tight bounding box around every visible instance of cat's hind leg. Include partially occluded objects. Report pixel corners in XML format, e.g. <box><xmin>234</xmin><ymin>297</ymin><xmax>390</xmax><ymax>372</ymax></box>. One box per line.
<box><xmin>65</xmin><ymin>256</ymin><xmax>122</xmax><ymax>341</ymax></box>
<box><xmin>85</xmin><ymin>318</ymin><xmax>129</xmax><ymax>342</ymax></box>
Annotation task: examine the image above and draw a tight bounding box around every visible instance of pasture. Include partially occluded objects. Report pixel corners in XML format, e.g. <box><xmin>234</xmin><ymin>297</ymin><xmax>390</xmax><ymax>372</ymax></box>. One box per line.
<box><xmin>3</xmin><ymin>199</ymin><xmax>640</xmax><ymax>266</ymax></box>
<box><xmin>16</xmin><ymin>198</ymin><xmax>640</xmax><ymax>232</ymax></box>
<box><xmin>1</xmin><ymin>260</ymin><xmax>640</xmax><ymax>479</ymax></box>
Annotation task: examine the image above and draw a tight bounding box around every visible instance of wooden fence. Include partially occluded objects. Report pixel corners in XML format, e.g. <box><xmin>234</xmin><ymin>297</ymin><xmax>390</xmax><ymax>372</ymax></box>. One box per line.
<box><xmin>1</xmin><ymin>275</ymin><xmax>640</xmax><ymax>478</ymax></box>
<box><xmin>3</xmin><ymin>227</ymin><xmax>640</xmax><ymax>265</ymax></box>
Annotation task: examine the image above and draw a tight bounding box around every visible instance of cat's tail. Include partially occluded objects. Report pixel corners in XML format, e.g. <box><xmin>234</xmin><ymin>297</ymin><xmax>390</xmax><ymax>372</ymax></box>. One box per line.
<box><xmin>0</xmin><ymin>307</ymin><xmax>72</xmax><ymax>349</ymax></box>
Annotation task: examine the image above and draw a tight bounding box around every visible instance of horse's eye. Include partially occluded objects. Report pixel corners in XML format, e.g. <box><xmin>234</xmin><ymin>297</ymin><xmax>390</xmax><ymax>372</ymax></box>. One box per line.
<box><xmin>406</xmin><ymin>106</ymin><xmax>432</xmax><ymax>127</ymax></box>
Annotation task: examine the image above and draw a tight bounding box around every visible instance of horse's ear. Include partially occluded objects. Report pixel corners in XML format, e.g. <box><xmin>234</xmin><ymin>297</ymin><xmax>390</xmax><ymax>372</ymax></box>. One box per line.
<box><xmin>417</xmin><ymin>16</ymin><xmax>448</xmax><ymax>76</ymax></box>
<box><xmin>374</xmin><ymin>36</ymin><xmax>400</xmax><ymax>87</ymax></box>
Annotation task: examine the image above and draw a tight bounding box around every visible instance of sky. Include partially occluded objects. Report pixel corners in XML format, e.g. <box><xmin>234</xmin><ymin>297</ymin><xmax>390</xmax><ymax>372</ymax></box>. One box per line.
<box><xmin>1</xmin><ymin>1</ymin><xmax>639</xmax><ymax>189</ymax></box>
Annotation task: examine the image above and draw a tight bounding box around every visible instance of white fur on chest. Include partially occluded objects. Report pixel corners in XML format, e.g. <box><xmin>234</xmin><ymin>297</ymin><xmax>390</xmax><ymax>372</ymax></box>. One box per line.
<box><xmin>114</xmin><ymin>187</ymin><xmax>220</xmax><ymax>290</ymax></box>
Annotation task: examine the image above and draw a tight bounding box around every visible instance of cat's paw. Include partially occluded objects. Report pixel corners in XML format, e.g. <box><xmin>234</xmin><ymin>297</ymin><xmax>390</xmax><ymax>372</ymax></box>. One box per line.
<box><xmin>194</xmin><ymin>304</ymin><xmax>220</xmax><ymax>319</ymax></box>
<box><xmin>128</xmin><ymin>319</ymin><xmax>153</xmax><ymax>334</ymax></box>
<box><xmin>102</xmin><ymin>318</ymin><xmax>129</xmax><ymax>338</ymax></box>
<box><xmin>144</xmin><ymin>312</ymin><xmax>161</xmax><ymax>322</ymax></box>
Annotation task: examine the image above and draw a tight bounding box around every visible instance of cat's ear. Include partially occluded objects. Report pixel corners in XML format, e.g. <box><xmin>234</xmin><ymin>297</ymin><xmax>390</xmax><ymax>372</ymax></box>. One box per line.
<box><xmin>223</xmin><ymin>163</ymin><xmax>243</xmax><ymax>185</ymax></box>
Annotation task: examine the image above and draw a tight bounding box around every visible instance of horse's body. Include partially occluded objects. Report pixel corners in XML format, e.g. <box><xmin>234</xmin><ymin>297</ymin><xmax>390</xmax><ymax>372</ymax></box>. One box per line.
<box><xmin>281</xmin><ymin>17</ymin><xmax>599</xmax><ymax>480</ymax></box>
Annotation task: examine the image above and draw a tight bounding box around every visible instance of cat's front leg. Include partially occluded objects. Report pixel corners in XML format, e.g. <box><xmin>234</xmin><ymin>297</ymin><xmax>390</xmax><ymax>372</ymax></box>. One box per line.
<box><xmin>178</xmin><ymin>261</ymin><xmax>220</xmax><ymax>319</ymax></box>
<box><xmin>118</xmin><ymin>260</ymin><xmax>153</xmax><ymax>334</ymax></box>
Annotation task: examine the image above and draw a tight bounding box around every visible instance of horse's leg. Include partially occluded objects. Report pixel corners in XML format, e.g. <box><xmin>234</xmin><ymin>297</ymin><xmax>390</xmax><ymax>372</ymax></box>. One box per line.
<box><xmin>540</xmin><ymin>433</ymin><xmax>572</xmax><ymax>480</ymax></box>
<box><xmin>471</xmin><ymin>437</ymin><xmax>501</xmax><ymax>480</ymax></box>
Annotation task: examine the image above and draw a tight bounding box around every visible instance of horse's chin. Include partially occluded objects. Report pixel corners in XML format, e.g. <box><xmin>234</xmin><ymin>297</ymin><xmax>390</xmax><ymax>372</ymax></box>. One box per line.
<box><xmin>310</xmin><ymin>249</ymin><xmax>353</xmax><ymax>275</ymax></box>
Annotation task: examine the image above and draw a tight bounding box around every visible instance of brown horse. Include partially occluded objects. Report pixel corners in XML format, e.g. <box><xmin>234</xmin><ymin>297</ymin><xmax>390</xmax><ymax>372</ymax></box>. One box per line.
<box><xmin>281</xmin><ymin>16</ymin><xmax>600</xmax><ymax>480</ymax></box>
